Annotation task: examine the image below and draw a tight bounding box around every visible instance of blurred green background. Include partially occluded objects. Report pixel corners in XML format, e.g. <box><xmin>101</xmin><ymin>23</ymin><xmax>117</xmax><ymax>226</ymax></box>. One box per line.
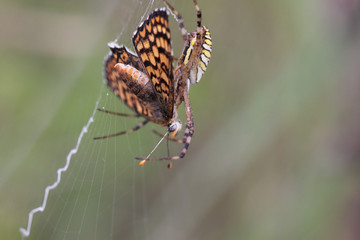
<box><xmin>1</xmin><ymin>0</ymin><xmax>360</xmax><ymax>239</ymax></box>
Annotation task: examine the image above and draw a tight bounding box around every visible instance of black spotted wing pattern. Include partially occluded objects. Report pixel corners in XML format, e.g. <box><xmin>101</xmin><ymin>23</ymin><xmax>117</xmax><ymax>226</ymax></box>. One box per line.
<box><xmin>132</xmin><ymin>9</ymin><xmax>174</xmax><ymax>121</ymax></box>
<box><xmin>104</xmin><ymin>43</ymin><xmax>154</xmax><ymax>117</ymax></box>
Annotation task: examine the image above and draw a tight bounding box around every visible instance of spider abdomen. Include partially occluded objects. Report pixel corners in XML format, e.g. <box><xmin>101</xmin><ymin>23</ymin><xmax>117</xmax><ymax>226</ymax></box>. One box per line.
<box><xmin>182</xmin><ymin>26</ymin><xmax>212</xmax><ymax>84</ymax></box>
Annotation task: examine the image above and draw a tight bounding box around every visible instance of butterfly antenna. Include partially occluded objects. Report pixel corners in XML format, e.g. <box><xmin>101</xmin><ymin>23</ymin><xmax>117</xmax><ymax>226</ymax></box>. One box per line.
<box><xmin>139</xmin><ymin>131</ymin><xmax>169</xmax><ymax>166</ymax></box>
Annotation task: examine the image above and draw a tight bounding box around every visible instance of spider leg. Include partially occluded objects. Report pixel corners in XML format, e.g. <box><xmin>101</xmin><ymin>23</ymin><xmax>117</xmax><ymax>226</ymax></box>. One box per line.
<box><xmin>162</xmin><ymin>0</ymin><xmax>188</xmax><ymax>41</ymax></box>
<box><xmin>136</xmin><ymin>85</ymin><xmax>194</xmax><ymax>166</ymax></box>
<box><xmin>94</xmin><ymin>119</ymin><xmax>149</xmax><ymax>140</ymax></box>
<box><xmin>152</xmin><ymin>129</ymin><xmax>184</xmax><ymax>143</ymax></box>
<box><xmin>193</xmin><ymin>0</ymin><xmax>202</xmax><ymax>30</ymax></box>
<box><xmin>135</xmin><ymin>121</ymin><xmax>193</xmax><ymax>161</ymax></box>
<box><xmin>96</xmin><ymin>108</ymin><xmax>140</xmax><ymax>117</ymax></box>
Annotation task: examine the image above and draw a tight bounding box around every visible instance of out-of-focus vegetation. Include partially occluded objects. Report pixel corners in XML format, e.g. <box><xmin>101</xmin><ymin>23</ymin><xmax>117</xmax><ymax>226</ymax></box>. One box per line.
<box><xmin>1</xmin><ymin>0</ymin><xmax>360</xmax><ymax>239</ymax></box>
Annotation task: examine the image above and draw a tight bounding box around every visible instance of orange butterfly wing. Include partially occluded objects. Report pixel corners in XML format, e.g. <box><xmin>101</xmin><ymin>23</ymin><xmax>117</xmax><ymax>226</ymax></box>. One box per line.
<box><xmin>104</xmin><ymin>43</ymin><xmax>154</xmax><ymax>117</ymax></box>
<box><xmin>132</xmin><ymin>9</ymin><xmax>174</xmax><ymax>121</ymax></box>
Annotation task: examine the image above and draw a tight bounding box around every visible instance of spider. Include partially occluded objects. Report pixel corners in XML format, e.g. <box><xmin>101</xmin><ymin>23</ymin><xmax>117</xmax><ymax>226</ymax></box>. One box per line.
<box><xmin>95</xmin><ymin>0</ymin><xmax>212</xmax><ymax>168</ymax></box>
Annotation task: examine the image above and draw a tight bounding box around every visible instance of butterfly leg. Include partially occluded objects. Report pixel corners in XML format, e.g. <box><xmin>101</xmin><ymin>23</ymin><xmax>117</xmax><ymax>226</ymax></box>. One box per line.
<box><xmin>94</xmin><ymin>119</ymin><xmax>149</xmax><ymax>140</ymax></box>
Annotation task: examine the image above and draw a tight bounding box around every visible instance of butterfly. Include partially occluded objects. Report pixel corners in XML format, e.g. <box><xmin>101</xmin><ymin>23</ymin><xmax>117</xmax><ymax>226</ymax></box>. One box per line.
<box><xmin>95</xmin><ymin>0</ymin><xmax>212</xmax><ymax>168</ymax></box>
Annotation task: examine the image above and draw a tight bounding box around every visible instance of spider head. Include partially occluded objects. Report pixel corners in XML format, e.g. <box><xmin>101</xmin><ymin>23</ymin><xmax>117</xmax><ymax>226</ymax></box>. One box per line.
<box><xmin>168</xmin><ymin>120</ymin><xmax>182</xmax><ymax>139</ymax></box>
<box><xmin>183</xmin><ymin>26</ymin><xmax>212</xmax><ymax>85</ymax></box>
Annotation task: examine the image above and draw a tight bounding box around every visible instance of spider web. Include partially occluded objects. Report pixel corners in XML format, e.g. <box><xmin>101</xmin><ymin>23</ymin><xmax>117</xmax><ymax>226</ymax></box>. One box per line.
<box><xmin>0</xmin><ymin>0</ymin><xmax>360</xmax><ymax>239</ymax></box>
<box><xmin>4</xmin><ymin>0</ymin><xmax>352</xmax><ymax>239</ymax></box>
<box><xmin>15</xmin><ymin>0</ymin><xmax>189</xmax><ymax>239</ymax></box>
<box><xmin>6</xmin><ymin>0</ymin><xmax>279</xmax><ymax>239</ymax></box>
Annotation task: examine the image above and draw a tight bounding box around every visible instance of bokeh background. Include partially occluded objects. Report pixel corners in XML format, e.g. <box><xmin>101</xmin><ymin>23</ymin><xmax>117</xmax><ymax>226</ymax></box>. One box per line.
<box><xmin>1</xmin><ymin>0</ymin><xmax>360</xmax><ymax>239</ymax></box>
